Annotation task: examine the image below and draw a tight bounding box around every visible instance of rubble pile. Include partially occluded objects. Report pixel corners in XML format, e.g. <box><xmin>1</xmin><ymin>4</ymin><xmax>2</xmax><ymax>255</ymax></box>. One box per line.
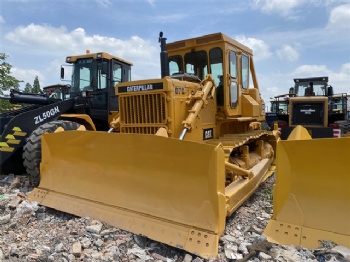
<box><xmin>0</xmin><ymin>174</ymin><xmax>349</xmax><ymax>262</ymax></box>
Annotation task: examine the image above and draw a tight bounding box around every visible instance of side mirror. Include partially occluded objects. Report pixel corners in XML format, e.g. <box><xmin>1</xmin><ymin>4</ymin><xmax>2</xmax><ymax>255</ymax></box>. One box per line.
<box><xmin>60</xmin><ymin>67</ymin><xmax>65</xmax><ymax>80</ymax></box>
<box><xmin>327</xmin><ymin>85</ymin><xmax>334</xmax><ymax>96</ymax></box>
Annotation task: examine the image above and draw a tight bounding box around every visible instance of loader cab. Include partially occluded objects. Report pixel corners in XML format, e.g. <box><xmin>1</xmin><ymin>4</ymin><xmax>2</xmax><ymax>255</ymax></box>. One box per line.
<box><xmin>167</xmin><ymin>33</ymin><xmax>264</xmax><ymax>121</ymax></box>
<box><xmin>293</xmin><ymin>77</ymin><xmax>329</xmax><ymax>97</ymax></box>
<box><xmin>61</xmin><ymin>52</ymin><xmax>132</xmax><ymax>130</ymax></box>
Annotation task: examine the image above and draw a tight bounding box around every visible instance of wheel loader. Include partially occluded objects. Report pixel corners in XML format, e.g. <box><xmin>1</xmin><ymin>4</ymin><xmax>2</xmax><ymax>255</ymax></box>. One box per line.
<box><xmin>0</xmin><ymin>52</ymin><xmax>132</xmax><ymax>185</ymax></box>
<box><xmin>266</xmin><ymin>77</ymin><xmax>349</xmax><ymax>139</ymax></box>
<box><xmin>28</xmin><ymin>32</ymin><xmax>279</xmax><ymax>259</ymax></box>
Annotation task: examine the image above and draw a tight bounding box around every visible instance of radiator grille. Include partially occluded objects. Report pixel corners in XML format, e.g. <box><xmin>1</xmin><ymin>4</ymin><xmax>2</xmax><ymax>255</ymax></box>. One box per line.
<box><xmin>119</xmin><ymin>93</ymin><xmax>168</xmax><ymax>134</ymax></box>
<box><xmin>292</xmin><ymin>102</ymin><xmax>324</xmax><ymax>126</ymax></box>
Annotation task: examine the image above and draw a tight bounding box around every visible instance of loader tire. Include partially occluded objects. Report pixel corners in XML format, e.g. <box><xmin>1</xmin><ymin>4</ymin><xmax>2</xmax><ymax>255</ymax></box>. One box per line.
<box><xmin>23</xmin><ymin>120</ymin><xmax>81</xmax><ymax>187</ymax></box>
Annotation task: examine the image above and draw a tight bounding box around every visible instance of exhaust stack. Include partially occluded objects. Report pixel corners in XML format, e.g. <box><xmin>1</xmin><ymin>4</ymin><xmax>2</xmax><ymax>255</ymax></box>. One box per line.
<box><xmin>159</xmin><ymin>32</ymin><xmax>169</xmax><ymax>78</ymax></box>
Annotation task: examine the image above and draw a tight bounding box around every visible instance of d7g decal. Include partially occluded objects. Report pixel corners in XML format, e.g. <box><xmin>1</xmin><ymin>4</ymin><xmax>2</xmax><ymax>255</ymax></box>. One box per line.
<box><xmin>203</xmin><ymin>128</ymin><xmax>214</xmax><ymax>140</ymax></box>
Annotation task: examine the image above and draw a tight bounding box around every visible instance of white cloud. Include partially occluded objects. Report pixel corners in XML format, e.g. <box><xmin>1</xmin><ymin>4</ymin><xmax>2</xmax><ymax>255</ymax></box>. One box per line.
<box><xmin>235</xmin><ymin>36</ymin><xmax>272</xmax><ymax>61</ymax></box>
<box><xmin>4</xmin><ymin>24</ymin><xmax>162</xmax><ymax>86</ymax></box>
<box><xmin>327</xmin><ymin>4</ymin><xmax>350</xmax><ymax>30</ymax></box>
<box><xmin>147</xmin><ymin>0</ymin><xmax>156</xmax><ymax>6</ymax></box>
<box><xmin>250</xmin><ymin>0</ymin><xmax>305</xmax><ymax>19</ymax></box>
<box><xmin>328</xmin><ymin>63</ymin><xmax>350</xmax><ymax>93</ymax></box>
<box><xmin>95</xmin><ymin>0</ymin><xmax>112</xmax><ymax>7</ymax></box>
<box><xmin>259</xmin><ymin>63</ymin><xmax>350</xmax><ymax>105</ymax></box>
<box><xmin>11</xmin><ymin>67</ymin><xmax>45</xmax><ymax>86</ymax></box>
<box><xmin>291</xmin><ymin>63</ymin><xmax>350</xmax><ymax>93</ymax></box>
<box><xmin>276</xmin><ymin>45</ymin><xmax>299</xmax><ymax>62</ymax></box>
<box><xmin>5</xmin><ymin>24</ymin><xmax>68</xmax><ymax>47</ymax></box>
<box><xmin>5</xmin><ymin>24</ymin><xmax>159</xmax><ymax>61</ymax></box>
<box><xmin>292</xmin><ymin>64</ymin><xmax>330</xmax><ymax>76</ymax></box>
<box><xmin>0</xmin><ymin>15</ymin><xmax>4</xmax><ymax>24</ymax></box>
<box><xmin>266</xmin><ymin>86</ymin><xmax>281</xmax><ymax>99</ymax></box>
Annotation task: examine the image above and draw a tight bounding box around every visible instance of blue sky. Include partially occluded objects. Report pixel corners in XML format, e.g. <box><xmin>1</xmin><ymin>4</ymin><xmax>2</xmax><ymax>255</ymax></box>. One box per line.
<box><xmin>1</xmin><ymin>0</ymin><xmax>349</xmax><ymax>104</ymax></box>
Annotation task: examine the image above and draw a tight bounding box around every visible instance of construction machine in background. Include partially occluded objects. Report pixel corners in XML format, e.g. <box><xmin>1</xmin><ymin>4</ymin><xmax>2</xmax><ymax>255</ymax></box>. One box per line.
<box><xmin>28</xmin><ymin>32</ymin><xmax>279</xmax><ymax>259</ymax></box>
<box><xmin>265</xmin><ymin>93</ymin><xmax>293</xmax><ymax>129</ymax></box>
<box><xmin>265</xmin><ymin>77</ymin><xmax>349</xmax><ymax>138</ymax></box>
<box><xmin>0</xmin><ymin>52</ymin><xmax>132</xmax><ymax>185</ymax></box>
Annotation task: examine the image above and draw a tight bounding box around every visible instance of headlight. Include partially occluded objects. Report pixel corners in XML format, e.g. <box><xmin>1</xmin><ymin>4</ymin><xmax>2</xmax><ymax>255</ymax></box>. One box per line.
<box><xmin>82</xmin><ymin>91</ymin><xmax>87</xmax><ymax>97</ymax></box>
<box><xmin>97</xmin><ymin>53</ymin><xmax>102</xmax><ymax>58</ymax></box>
<box><xmin>66</xmin><ymin>57</ymin><xmax>71</xmax><ymax>62</ymax></box>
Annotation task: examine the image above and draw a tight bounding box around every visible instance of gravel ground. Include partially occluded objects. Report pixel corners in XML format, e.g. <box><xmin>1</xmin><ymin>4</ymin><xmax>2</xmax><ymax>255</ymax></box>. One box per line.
<box><xmin>0</xmin><ymin>174</ymin><xmax>348</xmax><ymax>262</ymax></box>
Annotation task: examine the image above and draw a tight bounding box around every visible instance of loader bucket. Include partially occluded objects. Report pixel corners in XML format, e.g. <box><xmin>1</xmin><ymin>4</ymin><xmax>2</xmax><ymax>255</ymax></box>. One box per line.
<box><xmin>27</xmin><ymin>131</ymin><xmax>227</xmax><ymax>259</ymax></box>
<box><xmin>264</xmin><ymin>126</ymin><xmax>350</xmax><ymax>249</ymax></box>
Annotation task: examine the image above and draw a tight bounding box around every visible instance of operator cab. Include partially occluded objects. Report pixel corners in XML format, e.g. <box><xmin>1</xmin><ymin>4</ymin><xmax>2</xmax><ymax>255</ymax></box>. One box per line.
<box><xmin>166</xmin><ymin>32</ymin><xmax>261</xmax><ymax>120</ymax></box>
<box><xmin>294</xmin><ymin>77</ymin><xmax>332</xmax><ymax>97</ymax></box>
<box><xmin>60</xmin><ymin>51</ymin><xmax>132</xmax><ymax>130</ymax></box>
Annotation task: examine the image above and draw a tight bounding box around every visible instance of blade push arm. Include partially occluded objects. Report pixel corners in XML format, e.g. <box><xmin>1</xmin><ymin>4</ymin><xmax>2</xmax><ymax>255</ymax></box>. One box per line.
<box><xmin>180</xmin><ymin>75</ymin><xmax>215</xmax><ymax>140</ymax></box>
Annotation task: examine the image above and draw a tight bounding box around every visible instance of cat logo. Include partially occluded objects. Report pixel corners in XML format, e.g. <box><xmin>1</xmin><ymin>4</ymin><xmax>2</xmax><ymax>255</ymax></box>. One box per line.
<box><xmin>203</xmin><ymin>128</ymin><xmax>214</xmax><ymax>140</ymax></box>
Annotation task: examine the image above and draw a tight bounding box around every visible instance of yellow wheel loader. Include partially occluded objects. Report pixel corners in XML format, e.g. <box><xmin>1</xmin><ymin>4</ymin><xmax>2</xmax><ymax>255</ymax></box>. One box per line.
<box><xmin>266</xmin><ymin>77</ymin><xmax>349</xmax><ymax>138</ymax></box>
<box><xmin>0</xmin><ymin>51</ymin><xmax>132</xmax><ymax>186</ymax></box>
<box><xmin>28</xmin><ymin>32</ymin><xmax>279</xmax><ymax>259</ymax></box>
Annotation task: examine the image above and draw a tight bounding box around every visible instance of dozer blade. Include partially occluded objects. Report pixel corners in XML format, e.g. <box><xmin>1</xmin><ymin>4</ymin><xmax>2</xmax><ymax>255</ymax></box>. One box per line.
<box><xmin>27</xmin><ymin>131</ymin><xmax>227</xmax><ymax>259</ymax></box>
<box><xmin>264</xmin><ymin>126</ymin><xmax>350</xmax><ymax>249</ymax></box>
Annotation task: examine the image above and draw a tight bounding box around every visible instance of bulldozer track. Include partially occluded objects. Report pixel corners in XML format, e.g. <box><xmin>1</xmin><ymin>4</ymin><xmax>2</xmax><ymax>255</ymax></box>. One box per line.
<box><xmin>205</xmin><ymin>130</ymin><xmax>271</xmax><ymax>160</ymax></box>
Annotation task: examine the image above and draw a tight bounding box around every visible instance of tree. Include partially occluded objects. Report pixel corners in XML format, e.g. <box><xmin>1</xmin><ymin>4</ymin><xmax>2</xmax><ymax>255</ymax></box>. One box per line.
<box><xmin>32</xmin><ymin>75</ymin><xmax>41</xmax><ymax>94</ymax></box>
<box><xmin>24</xmin><ymin>82</ymin><xmax>33</xmax><ymax>93</ymax></box>
<box><xmin>0</xmin><ymin>53</ymin><xmax>22</xmax><ymax>112</ymax></box>
<box><xmin>0</xmin><ymin>53</ymin><xmax>21</xmax><ymax>92</ymax></box>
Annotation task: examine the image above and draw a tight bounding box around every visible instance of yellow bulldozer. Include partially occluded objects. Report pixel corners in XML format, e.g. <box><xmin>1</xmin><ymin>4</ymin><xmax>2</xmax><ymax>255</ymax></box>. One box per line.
<box><xmin>28</xmin><ymin>32</ymin><xmax>280</xmax><ymax>259</ymax></box>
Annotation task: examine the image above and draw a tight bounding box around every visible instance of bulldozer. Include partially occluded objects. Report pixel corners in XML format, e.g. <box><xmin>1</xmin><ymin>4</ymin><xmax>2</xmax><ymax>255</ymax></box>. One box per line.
<box><xmin>28</xmin><ymin>32</ymin><xmax>279</xmax><ymax>259</ymax></box>
<box><xmin>0</xmin><ymin>52</ymin><xmax>132</xmax><ymax>185</ymax></box>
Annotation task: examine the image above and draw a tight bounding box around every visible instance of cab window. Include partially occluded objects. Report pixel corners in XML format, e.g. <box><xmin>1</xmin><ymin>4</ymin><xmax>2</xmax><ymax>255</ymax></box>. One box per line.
<box><xmin>229</xmin><ymin>51</ymin><xmax>238</xmax><ymax>109</ymax></box>
<box><xmin>230</xmin><ymin>51</ymin><xmax>237</xmax><ymax>78</ymax></box>
<box><xmin>184</xmin><ymin>50</ymin><xmax>208</xmax><ymax>80</ymax></box>
<box><xmin>113</xmin><ymin>63</ymin><xmax>122</xmax><ymax>83</ymax></box>
<box><xmin>230</xmin><ymin>82</ymin><xmax>238</xmax><ymax>108</ymax></box>
<box><xmin>210</xmin><ymin>48</ymin><xmax>224</xmax><ymax>106</ymax></box>
<box><xmin>241</xmin><ymin>55</ymin><xmax>249</xmax><ymax>89</ymax></box>
<box><xmin>168</xmin><ymin>55</ymin><xmax>183</xmax><ymax>75</ymax></box>
<box><xmin>209</xmin><ymin>48</ymin><xmax>223</xmax><ymax>86</ymax></box>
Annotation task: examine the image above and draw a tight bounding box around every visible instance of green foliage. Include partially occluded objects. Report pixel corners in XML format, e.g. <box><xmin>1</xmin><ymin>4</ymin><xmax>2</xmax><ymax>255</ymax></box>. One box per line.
<box><xmin>0</xmin><ymin>53</ymin><xmax>22</xmax><ymax>113</ymax></box>
<box><xmin>24</xmin><ymin>82</ymin><xmax>33</xmax><ymax>93</ymax></box>
<box><xmin>0</xmin><ymin>53</ymin><xmax>21</xmax><ymax>93</ymax></box>
<box><xmin>32</xmin><ymin>75</ymin><xmax>41</xmax><ymax>94</ymax></box>
<box><xmin>0</xmin><ymin>100</ymin><xmax>12</xmax><ymax>113</ymax></box>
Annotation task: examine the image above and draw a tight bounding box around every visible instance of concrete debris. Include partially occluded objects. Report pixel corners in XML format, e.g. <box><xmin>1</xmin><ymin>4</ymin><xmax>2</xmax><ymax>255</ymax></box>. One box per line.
<box><xmin>86</xmin><ymin>222</ymin><xmax>103</xmax><ymax>234</ymax></box>
<box><xmin>127</xmin><ymin>244</ymin><xmax>153</xmax><ymax>260</ymax></box>
<box><xmin>184</xmin><ymin>253</ymin><xmax>193</xmax><ymax>262</ymax></box>
<box><xmin>0</xmin><ymin>213</ymin><xmax>11</xmax><ymax>225</ymax></box>
<box><xmin>72</xmin><ymin>241</ymin><xmax>81</xmax><ymax>257</ymax></box>
<box><xmin>313</xmin><ymin>242</ymin><xmax>350</xmax><ymax>262</ymax></box>
<box><xmin>14</xmin><ymin>200</ymin><xmax>38</xmax><ymax>219</ymax></box>
<box><xmin>332</xmin><ymin>245</ymin><xmax>350</xmax><ymax>260</ymax></box>
<box><xmin>0</xmin><ymin>174</ymin><xmax>347</xmax><ymax>262</ymax></box>
<box><xmin>224</xmin><ymin>243</ymin><xmax>243</xmax><ymax>259</ymax></box>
